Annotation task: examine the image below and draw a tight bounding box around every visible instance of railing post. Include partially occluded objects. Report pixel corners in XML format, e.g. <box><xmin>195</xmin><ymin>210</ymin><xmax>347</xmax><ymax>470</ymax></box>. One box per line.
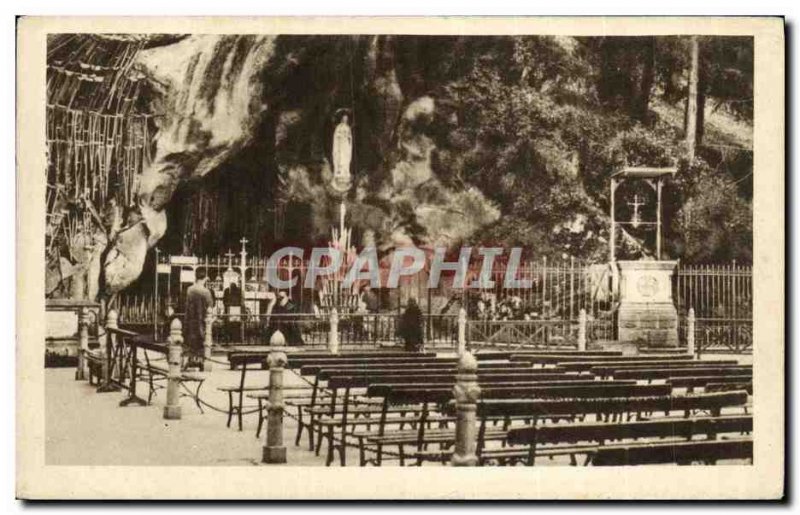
<box><xmin>97</xmin><ymin>309</ymin><xmax>120</xmax><ymax>393</ymax></box>
<box><xmin>451</xmin><ymin>351</ymin><xmax>481</xmax><ymax>466</ymax></box>
<box><xmin>329</xmin><ymin>308</ymin><xmax>340</xmax><ymax>354</ymax></box>
<box><xmin>203</xmin><ymin>307</ymin><xmax>214</xmax><ymax>371</ymax></box>
<box><xmin>75</xmin><ymin>307</ymin><xmax>90</xmax><ymax>381</ymax></box>
<box><xmin>163</xmin><ymin>318</ymin><xmax>183</xmax><ymax>420</ymax></box>
<box><xmin>263</xmin><ymin>351</ymin><xmax>288</xmax><ymax>464</ymax></box>
<box><xmin>577</xmin><ymin>308</ymin><xmax>587</xmax><ymax>351</ymax></box>
<box><xmin>457</xmin><ymin>308</ymin><xmax>467</xmax><ymax>355</ymax></box>
<box><xmin>687</xmin><ymin>308</ymin><xmax>696</xmax><ymax>357</ymax></box>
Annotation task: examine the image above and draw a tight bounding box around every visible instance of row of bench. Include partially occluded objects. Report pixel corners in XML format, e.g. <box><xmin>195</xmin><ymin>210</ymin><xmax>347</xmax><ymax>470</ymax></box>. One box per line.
<box><xmin>245</xmin><ymin>350</ymin><xmax>753</xmax><ymax>466</ymax></box>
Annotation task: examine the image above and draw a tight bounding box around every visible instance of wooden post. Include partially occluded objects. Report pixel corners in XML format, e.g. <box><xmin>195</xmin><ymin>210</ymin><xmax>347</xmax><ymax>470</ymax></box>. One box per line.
<box><xmin>687</xmin><ymin>308</ymin><xmax>696</xmax><ymax>357</ymax></box>
<box><xmin>451</xmin><ymin>351</ymin><xmax>481</xmax><ymax>466</ymax></box>
<box><xmin>263</xmin><ymin>351</ymin><xmax>288</xmax><ymax>464</ymax></box>
<box><xmin>457</xmin><ymin>307</ymin><xmax>467</xmax><ymax>355</ymax></box>
<box><xmin>97</xmin><ymin>309</ymin><xmax>120</xmax><ymax>393</ymax></box>
<box><xmin>75</xmin><ymin>307</ymin><xmax>90</xmax><ymax>381</ymax></box>
<box><xmin>577</xmin><ymin>308</ymin><xmax>587</xmax><ymax>351</ymax></box>
<box><xmin>329</xmin><ymin>308</ymin><xmax>340</xmax><ymax>354</ymax></box>
<box><xmin>203</xmin><ymin>307</ymin><xmax>214</xmax><ymax>371</ymax></box>
<box><xmin>163</xmin><ymin>318</ymin><xmax>183</xmax><ymax>420</ymax></box>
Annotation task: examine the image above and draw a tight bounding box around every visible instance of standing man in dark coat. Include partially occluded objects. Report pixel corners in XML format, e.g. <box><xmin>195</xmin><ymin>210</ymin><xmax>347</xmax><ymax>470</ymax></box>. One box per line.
<box><xmin>398</xmin><ymin>298</ymin><xmax>424</xmax><ymax>352</ymax></box>
<box><xmin>185</xmin><ymin>268</ymin><xmax>213</xmax><ymax>368</ymax></box>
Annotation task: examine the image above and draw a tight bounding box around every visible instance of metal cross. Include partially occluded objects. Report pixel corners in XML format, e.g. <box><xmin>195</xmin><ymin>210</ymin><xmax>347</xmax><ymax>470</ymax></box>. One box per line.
<box><xmin>628</xmin><ymin>194</ymin><xmax>645</xmax><ymax>228</ymax></box>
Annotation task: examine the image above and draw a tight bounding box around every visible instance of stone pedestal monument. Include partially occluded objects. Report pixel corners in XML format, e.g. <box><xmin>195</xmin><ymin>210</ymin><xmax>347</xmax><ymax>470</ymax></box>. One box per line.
<box><xmin>608</xmin><ymin>166</ymin><xmax>679</xmax><ymax>349</ymax></box>
<box><xmin>616</xmin><ymin>260</ymin><xmax>679</xmax><ymax>347</ymax></box>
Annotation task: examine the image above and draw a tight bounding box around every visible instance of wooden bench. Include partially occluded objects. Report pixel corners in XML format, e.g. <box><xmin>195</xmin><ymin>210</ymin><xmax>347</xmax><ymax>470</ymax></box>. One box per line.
<box><xmin>118</xmin><ymin>336</ymin><xmax>206</xmax><ymax>411</ymax></box>
<box><xmin>220</xmin><ymin>354</ymin><xmax>271</xmax><ymax>430</ymax></box>
<box><xmin>284</xmin><ymin>357</ymin><xmax>501</xmax><ymax>443</ymax></box>
<box><xmin>471</xmin><ymin>390</ymin><xmax>749</xmax><ymax>420</ymax></box>
<box><xmin>313</xmin><ymin>371</ymin><xmax>597</xmax><ymax>464</ymax></box>
<box><xmin>668</xmin><ymin>375</ymin><xmax>753</xmax><ymax>393</ymax></box>
<box><xmin>457</xmin><ymin>390</ymin><xmax>751</xmax><ymax>466</ymax></box>
<box><xmin>255</xmin><ymin>364</ymin><xmax>526</xmax><ymax>441</ymax></box>
<box><xmin>353</xmin><ymin>383</ymin><xmax>673</xmax><ymax>467</ymax></box>
<box><xmin>591</xmin><ymin>438</ymin><xmax>753</xmax><ymax>465</ymax></box>
<box><xmin>705</xmin><ymin>382</ymin><xmax>753</xmax><ymax>395</ymax></box>
<box><xmin>504</xmin><ymin>414</ymin><xmax>752</xmax><ymax>466</ymax></box>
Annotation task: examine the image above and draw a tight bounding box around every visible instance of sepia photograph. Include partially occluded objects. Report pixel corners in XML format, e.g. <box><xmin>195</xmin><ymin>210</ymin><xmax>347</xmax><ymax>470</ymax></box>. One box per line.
<box><xmin>16</xmin><ymin>16</ymin><xmax>785</xmax><ymax>500</ymax></box>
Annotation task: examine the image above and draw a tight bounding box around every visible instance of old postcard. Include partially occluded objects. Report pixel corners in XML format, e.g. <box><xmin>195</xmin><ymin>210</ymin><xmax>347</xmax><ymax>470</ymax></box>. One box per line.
<box><xmin>16</xmin><ymin>16</ymin><xmax>784</xmax><ymax>499</ymax></box>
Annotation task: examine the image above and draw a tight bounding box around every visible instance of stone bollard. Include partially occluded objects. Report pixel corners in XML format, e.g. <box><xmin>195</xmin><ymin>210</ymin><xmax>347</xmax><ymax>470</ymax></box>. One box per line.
<box><xmin>97</xmin><ymin>309</ymin><xmax>120</xmax><ymax>393</ymax></box>
<box><xmin>451</xmin><ymin>351</ymin><xmax>481</xmax><ymax>466</ymax></box>
<box><xmin>687</xmin><ymin>308</ymin><xmax>696</xmax><ymax>357</ymax></box>
<box><xmin>329</xmin><ymin>308</ymin><xmax>340</xmax><ymax>354</ymax></box>
<box><xmin>263</xmin><ymin>351</ymin><xmax>288</xmax><ymax>464</ymax></box>
<box><xmin>270</xmin><ymin>330</ymin><xmax>286</xmax><ymax>346</ymax></box>
<box><xmin>457</xmin><ymin>307</ymin><xmax>467</xmax><ymax>355</ymax></box>
<box><xmin>203</xmin><ymin>307</ymin><xmax>214</xmax><ymax>371</ymax></box>
<box><xmin>75</xmin><ymin>307</ymin><xmax>90</xmax><ymax>381</ymax></box>
<box><xmin>577</xmin><ymin>309</ymin><xmax>587</xmax><ymax>351</ymax></box>
<box><xmin>163</xmin><ymin>318</ymin><xmax>184</xmax><ymax>420</ymax></box>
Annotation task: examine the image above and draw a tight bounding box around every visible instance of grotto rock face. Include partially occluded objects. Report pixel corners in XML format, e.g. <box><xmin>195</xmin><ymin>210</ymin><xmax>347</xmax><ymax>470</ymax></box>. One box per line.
<box><xmin>136</xmin><ymin>35</ymin><xmax>275</xmax><ymax>209</ymax></box>
<box><xmin>98</xmin><ymin>35</ymin><xmax>275</xmax><ymax>294</ymax></box>
<box><xmin>117</xmin><ymin>35</ymin><xmax>497</xmax><ymax>283</ymax></box>
<box><xmin>98</xmin><ymin>35</ymin><xmax>502</xmax><ymax>294</ymax></box>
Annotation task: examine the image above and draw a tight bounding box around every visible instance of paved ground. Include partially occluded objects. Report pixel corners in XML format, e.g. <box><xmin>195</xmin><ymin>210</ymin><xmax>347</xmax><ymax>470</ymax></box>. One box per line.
<box><xmin>45</xmin><ymin>366</ymin><xmax>339</xmax><ymax>466</ymax></box>
<box><xmin>45</xmin><ymin>352</ymin><xmax>752</xmax><ymax>467</ymax></box>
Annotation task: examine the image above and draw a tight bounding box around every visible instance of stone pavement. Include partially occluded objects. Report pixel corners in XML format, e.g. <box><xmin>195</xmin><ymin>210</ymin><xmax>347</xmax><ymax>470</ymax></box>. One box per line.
<box><xmin>45</xmin><ymin>366</ymin><xmax>343</xmax><ymax>466</ymax></box>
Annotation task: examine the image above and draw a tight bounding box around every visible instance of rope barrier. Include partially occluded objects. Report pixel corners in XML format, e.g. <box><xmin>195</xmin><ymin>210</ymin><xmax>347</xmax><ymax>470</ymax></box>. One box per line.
<box><xmin>177</xmin><ymin>381</ymin><xmax>264</xmax><ymax>417</ymax></box>
<box><xmin>200</xmin><ymin>354</ymin><xmax>234</xmax><ymax>367</ymax></box>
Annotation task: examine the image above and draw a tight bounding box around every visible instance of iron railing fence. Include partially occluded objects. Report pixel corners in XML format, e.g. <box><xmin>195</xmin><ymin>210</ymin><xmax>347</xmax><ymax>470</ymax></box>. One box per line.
<box><xmin>116</xmin><ymin>259</ymin><xmax>753</xmax><ymax>353</ymax></box>
<box><xmin>674</xmin><ymin>262</ymin><xmax>752</xmax><ymax>320</ymax></box>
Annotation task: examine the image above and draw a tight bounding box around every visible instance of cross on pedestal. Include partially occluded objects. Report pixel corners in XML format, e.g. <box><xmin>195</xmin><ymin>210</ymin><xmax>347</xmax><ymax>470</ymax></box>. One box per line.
<box><xmin>225</xmin><ymin>250</ymin><xmax>235</xmax><ymax>270</ymax></box>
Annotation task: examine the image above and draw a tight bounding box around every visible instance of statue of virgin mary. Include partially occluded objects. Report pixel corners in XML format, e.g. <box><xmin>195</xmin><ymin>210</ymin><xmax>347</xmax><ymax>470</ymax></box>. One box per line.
<box><xmin>332</xmin><ymin>114</ymin><xmax>353</xmax><ymax>180</ymax></box>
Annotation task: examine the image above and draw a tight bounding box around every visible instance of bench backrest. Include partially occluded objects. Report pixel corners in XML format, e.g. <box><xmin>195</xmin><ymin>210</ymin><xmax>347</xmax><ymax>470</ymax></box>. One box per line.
<box><xmin>228</xmin><ymin>353</ymin><xmax>268</xmax><ymax>368</ymax></box>
<box><xmin>511</xmin><ymin>354</ymin><xmax>693</xmax><ymax>364</ymax></box>
<box><xmin>475</xmin><ymin>350</ymin><xmax>622</xmax><ymax>360</ymax></box>
<box><xmin>299</xmin><ymin>361</ymin><xmax>532</xmax><ymax>376</ymax></box>
<box><xmin>317</xmin><ymin>368</ymin><xmax>564</xmax><ymax>388</ymax></box>
<box><xmin>287</xmin><ymin>356</ymin><xmax>450</xmax><ymax>369</ymax></box>
<box><xmin>668</xmin><ymin>375</ymin><xmax>753</xmax><ymax>388</ymax></box>
<box><xmin>131</xmin><ymin>335</ymin><xmax>169</xmax><ymax>354</ymax></box>
<box><xmin>705</xmin><ymin>382</ymin><xmax>753</xmax><ymax>394</ymax></box>
<box><xmin>327</xmin><ymin>371</ymin><xmax>577</xmax><ymax>390</ymax></box>
<box><xmin>614</xmin><ymin>366</ymin><xmax>752</xmax><ymax>380</ymax></box>
<box><xmin>507</xmin><ymin>414</ymin><xmax>753</xmax><ymax>445</ymax></box>
<box><xmin>368</xmin><ymin>381</ymin><xmax>659</xmax><ymax>405</ymax></box>
<box><xmin>588</xmin><ymin>360</ymin><xmax>740</xmax><ymax>374</ymax></box>
<box><xmin>472</xmin><ymin>390</ymin><xmax>749</xmax><ymax>417</ymax></box>
<box><xmin>591</xmin><ymin>438</ymin><xmax>752</xmax><ymax>465</ymax></box>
